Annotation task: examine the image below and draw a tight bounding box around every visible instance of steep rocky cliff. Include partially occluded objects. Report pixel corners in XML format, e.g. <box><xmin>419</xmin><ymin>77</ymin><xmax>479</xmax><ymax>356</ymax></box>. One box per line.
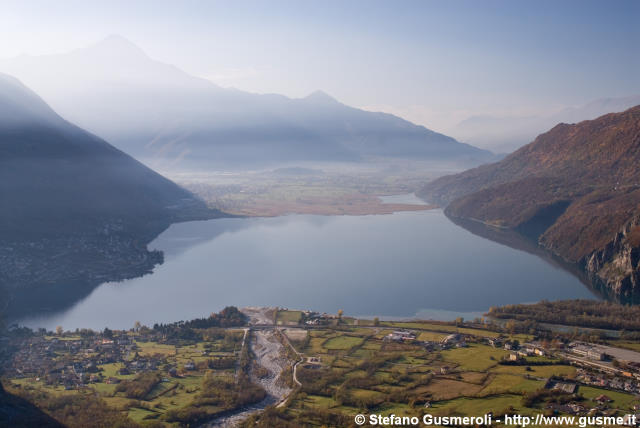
<box><xmin>584</xmin><ymin>214</ymin><xmax>640</xmax><ymax>296</ymax></box>
<box><xmin>419</xmin><ymin>106</ymin><xmax>640</xmax><ymax>300</ymax></box>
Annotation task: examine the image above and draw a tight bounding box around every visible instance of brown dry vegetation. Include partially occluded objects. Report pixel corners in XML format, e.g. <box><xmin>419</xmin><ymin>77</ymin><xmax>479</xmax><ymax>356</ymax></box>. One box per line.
<box><xmin>628</xmin><ymin>226</ymin><xmax>640</xmax><ymax>248</ymax></box>
<box><xmin>220</xmin><ymin>193</ymin><xmax>435</xmax><ymax>216</ymax></box>
<box><xmin>420</xmin><ymin>105</ymin><xmax>640</xmax><ymax>287</ymax></box>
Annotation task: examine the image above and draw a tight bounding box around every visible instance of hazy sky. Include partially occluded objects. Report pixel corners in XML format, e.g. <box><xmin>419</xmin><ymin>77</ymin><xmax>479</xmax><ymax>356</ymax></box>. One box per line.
<box><xmin>1</xmin><ymin>0</ymin><xmax>638</xmax><ymax>131</ymax></box>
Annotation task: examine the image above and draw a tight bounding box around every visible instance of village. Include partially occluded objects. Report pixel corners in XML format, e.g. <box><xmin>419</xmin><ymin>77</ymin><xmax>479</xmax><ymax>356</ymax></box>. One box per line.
<box><xmin>371</xmin><ymin>327</ymin><xmax>640</xmax><ymax>422</ymax></box>
<box><xmin>0</xmin><ymin>231</ymin><xmax>162</xmax><ymax>308</ymax></box>
<box><xmin>5</xmin><ymin>307</ymin><xmax>640</xmax><ymax>426</ymax></box>
<box><xmin>382</xmin><ymin>328</ymin><xmax>640</xmax><ymax>390</ymax></box>
<box><xmin>3</xmin><ymin>327</ymin><xmax>240</xmax><ymax>392</ymax></box>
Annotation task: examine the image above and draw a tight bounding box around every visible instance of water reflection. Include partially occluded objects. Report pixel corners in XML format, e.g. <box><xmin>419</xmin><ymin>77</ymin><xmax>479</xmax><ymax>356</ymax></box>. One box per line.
<box><xmin>17</xmin><ymin>208</ymin><xmax>597</xmax><ymax>331</ymax></box>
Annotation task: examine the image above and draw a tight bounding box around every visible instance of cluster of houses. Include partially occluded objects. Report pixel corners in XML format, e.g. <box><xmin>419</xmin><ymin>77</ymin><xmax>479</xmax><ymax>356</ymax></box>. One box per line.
<box><xmin>0</xmin><ymin>234</ymin><xmax>158</xmax><ymax>289</ymax></box>
<box><xmin>382</xmin><ymin>330</ymin><xmax>468</xmax><ymax>350</ymax></box>
<box><xmin>3</xmin><ymin>332</ymin><xmax>196</xmax><ymax>391</ymax></box>
<box><xmin>486</xmin><ymin>336</ymin><xmax>547</xmax><ymax>360</ymax></box>
<box><xmin>506</xmin><ymin>347</ymin><xmax>547</xmax><ymax>361</ymax></box>
<box><xmin>302</xmin><ymin>311</ymin><xmax>339</xmax><ymax>326</ymax></box>
<box><xmin>542</xmin><ymin>378</ymin><xmax>640</xmax><ymax>422</ymax></box>
<box><xmin>441</xmin><ymin>334</ymin><xmax>467</xmax><ymax>348</ymax></box>
<box><xmin>384</xmin><ymin>330</ymin><xmax>417</xmax><ymax>342</ymax></box>
<box><xmin>5</xmin><ymin>335</ymin><xmax>135</xmax><ymax>390</ymax></box>
<box><xmin>372</xmin><ymin>328</ymin><xmax>640</xmax><ymax>410</ymax></box>
<box><xmin>544</xmin><ymin>396</ymin><xmax>640</xmax><ymax>424</ymax></box>
<box><xmin>491</xmin><ymin>336</ymin><xmax>640</xmax><ymax>404</ymax></box>
<box><xmin>499</xmin><ymin>338</ymin><xmax>640</xmax><ymax>395</ymax></box>
<box><xmin>576</xmin><ymin>368</ymin><xmax>640</xmax><ymax>394</ymax></box>
<box><xmin>493</xmin><ymin>337</ymin><xmax>543</xmax><ymax>353</ymax></box>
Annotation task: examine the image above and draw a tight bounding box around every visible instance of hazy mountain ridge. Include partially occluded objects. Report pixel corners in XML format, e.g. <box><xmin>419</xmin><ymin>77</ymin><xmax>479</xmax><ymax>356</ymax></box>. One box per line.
<box><xmin>451</xmin><ymin>95</ymin><xmax>640</xmax><ymax>153</ymax></box>
<box><xmin>0</xmin><ymin>73</ymin><xmax>221</xmax><ymax>318</ymax></box>
<box><xmin>0</xmin><ymin>72</ymin><xmax>211</xmax><ymax>238</ymax></box>
<box><xmin>420</xmin><ymin>106</ymin><xmax>640</xmax><ymax>298</ymax></box>
<box><xmin>0</xmin><ymin>36</ymin><xmax>493</xmax><ymax>168</ymax></box>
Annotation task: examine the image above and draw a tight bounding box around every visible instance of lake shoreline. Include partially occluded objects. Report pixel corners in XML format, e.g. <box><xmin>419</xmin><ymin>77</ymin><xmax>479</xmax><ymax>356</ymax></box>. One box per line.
<box><xmin>15</xmin><ymin>205</ymin><xmax>596</xmax><ymax>331</ymax></box>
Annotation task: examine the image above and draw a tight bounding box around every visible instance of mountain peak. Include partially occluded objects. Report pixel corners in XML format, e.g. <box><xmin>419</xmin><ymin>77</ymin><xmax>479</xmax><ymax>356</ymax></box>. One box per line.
<box><xmin>82</xmin><ymin>35</ymin><xmax>148</xmax><ymax>58</ymax></box>
<box><xmin>303</xmin><ymin>90</ymin><xmax>338</xmax><ymax>104</ymax></box>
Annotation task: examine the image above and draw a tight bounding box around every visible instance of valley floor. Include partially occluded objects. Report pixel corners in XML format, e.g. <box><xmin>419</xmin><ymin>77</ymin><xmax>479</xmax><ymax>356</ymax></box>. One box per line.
<box><xmin>169</xmin><ymin>163</ymin><xmax>445</xmax><ymax>216</ymax></box>
<box><xmin>5</xmin><ymin>306</ymin><xmax>640</xmax><ymax>427</ymax></box>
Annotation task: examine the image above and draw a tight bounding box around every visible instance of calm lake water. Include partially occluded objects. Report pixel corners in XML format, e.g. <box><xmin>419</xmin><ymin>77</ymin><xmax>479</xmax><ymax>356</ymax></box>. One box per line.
<box><xmin>19</xmin><ymin>195</ymin><xmax>597</xmax><ymax>330</ymax></box>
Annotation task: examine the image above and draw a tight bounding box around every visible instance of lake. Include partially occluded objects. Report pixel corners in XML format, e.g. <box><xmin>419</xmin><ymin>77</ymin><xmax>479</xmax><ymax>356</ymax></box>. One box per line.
<box><xmin>18</xmin><ymin>195</ymin><xmax>598</xmax><ymax>330</ymax></box>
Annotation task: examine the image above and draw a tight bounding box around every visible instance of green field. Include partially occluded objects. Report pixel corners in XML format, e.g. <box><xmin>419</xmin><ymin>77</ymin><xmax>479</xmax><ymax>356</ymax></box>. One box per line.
<box><xmin>579</xmin><ymin>386</ymin><xmax>639</xmax><ymax>410</ymax></box>
<box><xmin>276</xmin><ymin>310</ymin><xmax>303</xmax><ymax>325</ymax></box>
<box><xmin>136</xmin><ymin>341</ymin><xmax>176</xmax><ymax>356</ymax></box>
<box><xmin>5</xmin><ymin>333</ymin><xmax>245</xmax><ymax>427</ymax></box>
<box><xmin>275</xmin><ymin>318</ymin><xmax>640</xmax><ymax>427</ymax></box>
<box><xmin>441</xmin><ymin>344</ymin><xmax>508</xmax><ymax>371</ymax></box>
<box><xmin>323</xmin><ymin>336</ymin><xmax>364</xmax><ymax>350</ymax></box>
<box><xmin>8</xmin><ymin>313</ymin><xmax>640</xmax><ymax>428</ymax></box>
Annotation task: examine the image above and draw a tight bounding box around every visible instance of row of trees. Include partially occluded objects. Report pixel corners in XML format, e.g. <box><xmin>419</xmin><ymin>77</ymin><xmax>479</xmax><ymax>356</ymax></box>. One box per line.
<box><xmin>152</xmin><ymin>306</ymin><xmax>247</xmax><ymax>333</ymax></box>
<box><xmin>115</xmin><ymin>372</ymin><xmax>162</xmax><ymax>399</ymax></box>
<box><xmin>243</xmin><ymin>405</ymin><xmax>353</xmax><ymax>428</ymax></box>
<box><xmin>489</xmin><ymin>299</ymin><xmax>640</xmax><ymax>331</ymax></box>
<box><xmin>164</xmin><ymin>331</ymin><xmax>266</xmax><ymax>426</ymax></box>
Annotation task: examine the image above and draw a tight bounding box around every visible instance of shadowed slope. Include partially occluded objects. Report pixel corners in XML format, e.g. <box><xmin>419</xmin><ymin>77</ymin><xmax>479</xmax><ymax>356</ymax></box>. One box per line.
<box><xmin>0</xmin><ymin>72</ymin><xmax>209</xmax><ymax>239</ymax></box>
